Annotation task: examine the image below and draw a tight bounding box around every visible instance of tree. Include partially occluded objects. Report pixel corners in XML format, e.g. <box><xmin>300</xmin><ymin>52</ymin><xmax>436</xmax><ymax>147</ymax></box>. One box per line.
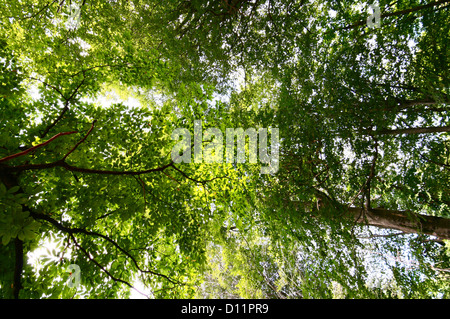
<box><xmin>0</xmin><ymin>0</ymin><xmax>449</xmax><ymax>299</ymax></box>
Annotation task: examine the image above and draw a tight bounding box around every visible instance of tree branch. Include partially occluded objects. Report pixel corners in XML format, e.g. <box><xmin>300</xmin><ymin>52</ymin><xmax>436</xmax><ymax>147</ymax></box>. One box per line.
<box><xmin>0</xmin><ymin>131</ymin><xmax>77</xmax><ymax>163</ymax></box>
<box><xmin>376</xmin><ymin>126</ymin><xmax>450</xmax><ymax>135</ymax></box>
<box><xmin>348</xmin><ymin>140</ymin><xmax>378</xmax><ymax>209</ymax></box>
<box><xmin>21</xmin><ymin>0</ymin><xmax>59</xmax><ymax>20</ymax></box>
<box><xmin>346</xmin><ymin>207</ymin><xmax>450</xmax><ymax>240</ymax></box>
<box><xmin>62</xmin><ymin>120</ymin><xmax>96</xmax><ymax>160</ymax></box>
<box><xmin>39</xmin><ymin>72</ymin><xmax>86</xmax><ymax>138</ymax></box>
<box><xmin>1</xmin><ymin>127</ymin><xmax>226</xmax><ymax>189</ymax></box>
<box><xmin>395</xmin><ymin>98</ymin><xmax>441</xmax><ymax>110</ymax></box>
<box><xmin>29</xmin><ymin>76</ymin><xmax>66</xmax><ymax>100</ymax></box>
<box><xmin>170</xmin><ymin>164</ymin><xmax>229</xmax><ymax>185</ymax></box>
<box><xmin>68</xmin><ymin>233</ymin><xmax>140</xmax><ymax>291</ymax></box>
<box><xmin>420</xmin><ymin>154</ymin><xmax>450</xmax><ymax>169</ymax></box>
<box><xmin>30</xmin><ymin>210</ymin><xmax>181</xmax><ymax>285</ymax></box>
<box><xmin>3</xmin><ymin>159</ymin><xmax>174</xmax><ymax>175</ymax></box>
<box><xmin>163</xmin><ymin>171</ymin><xmax>181</xmax><ymax>184</ymax></box>
<box><xmin>357</xmin><ymin>231</ymin><xmax>407</xmax><ymax>239</ymax></box>
<box><xmin>341</xmin><ymin>0</ymin><xmax>450</xmax><ymax>31</ymax></box>
<box><xmin>40</xmin><ymin>104</ymin><xmax>70</xmax><ymax>138</ymax></box>
<box><xmin>133</xmin><ymin>175</ymin><xmax>176</xmax><ymax>209</ymax></box>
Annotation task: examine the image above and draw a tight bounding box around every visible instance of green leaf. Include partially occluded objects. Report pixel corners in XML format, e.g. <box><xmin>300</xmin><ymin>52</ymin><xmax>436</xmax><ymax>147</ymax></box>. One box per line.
<box><xmin>7</xmin><ymin>186</ymin><xmax>20</xmax><ymax>194</ymax></box>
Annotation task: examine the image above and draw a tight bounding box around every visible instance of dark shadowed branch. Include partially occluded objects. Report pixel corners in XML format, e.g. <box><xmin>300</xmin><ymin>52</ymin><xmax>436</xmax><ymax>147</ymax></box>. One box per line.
<box><xmin>30</xmin><ymin>210</ymin><xmax>181</xmax><ymax>285</ymax></box>
<box><xmin>62</xmin><ymin>120</ymin><xmax>97</xmax><ymax>160</ymax></box>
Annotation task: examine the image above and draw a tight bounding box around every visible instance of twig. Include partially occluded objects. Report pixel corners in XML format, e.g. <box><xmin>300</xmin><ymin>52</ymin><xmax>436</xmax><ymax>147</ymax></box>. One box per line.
<box><xmin>22</xmin><ymin>0</ymin><xmax>58</xmax><ymax>20</ymax></box>
<box><xmin>69</xmin><ymin>233</ymin><xmax>142</xmax><ymax>292</ymax></box>
<box><xmin>162</xmin><ymin>171</ymin><xmax>181</xmax><ymax>184</ymax></box>
<box><xmin>29</xmin><ymin>76</ymin><xmax>67</xmax><ymax>100</ymax></box>
<box><xmin>62</xmin><ymin>120</ymin><xmax>96</xmax><ymax>160</ymax></box>
<box><xmin>420</xmin><ymin>154</ymin><xmax>450</xmax><ymax>169</ymax></box>
<box><xmin>137</xmin><ymin>175</ymin><xmax>147</xmax><ymax>213</ymax></box>
<box><xmin>40</xmin><ymin>104</ymin><xmax>70</xmax><ymax>138</ymax></box>
<box><xmin>170</xmin><ymin>164</ymin><xmax>228</xmax><ymax>185</ymax></box>
<box><xmin>39</xmin><ymin>72</ymin><xmax>86</xmax><ymax>138</ymax></box>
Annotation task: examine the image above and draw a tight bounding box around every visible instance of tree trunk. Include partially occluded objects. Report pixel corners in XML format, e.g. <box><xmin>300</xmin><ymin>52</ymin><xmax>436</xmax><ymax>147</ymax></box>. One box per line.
<box><xmin>346</xmin><ymin>207</ymin><xmax>450</xmax><ymax>240</ymax></box>
<box><xmin>13</xmin><ymin>237</ymin><xmax>23</xmax><ymax>299</ymax></box>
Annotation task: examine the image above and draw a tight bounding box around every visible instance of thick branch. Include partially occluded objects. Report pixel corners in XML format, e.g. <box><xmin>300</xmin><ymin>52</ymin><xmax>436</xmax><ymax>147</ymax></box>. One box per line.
<box><xmin>395</xmin><ymin>98</ymin><xmax>441</xmax><ymax>110</ymax></box>
<box><xmin>2</xmin><ymin>159</ymin><xmax>174</xmax><ymax>175</ymax></box>
<box><xmin>347</xmin><ymin>207</ymin><xmax>450</xmax><ymax>240</ymax></box>
<box><xmin>0</xmin><ymin>131</ymin><xmax>77</xmax><ymax>163</ymax></box>
<box><xmin>376</xmin><ymin>126</ymin><xmax>450</xmax><ymax>135</ymax></box>
<box><xmin>291</xmin><ymin>191</ymin><xmax>450</xmax><ymax>239</ymax></box>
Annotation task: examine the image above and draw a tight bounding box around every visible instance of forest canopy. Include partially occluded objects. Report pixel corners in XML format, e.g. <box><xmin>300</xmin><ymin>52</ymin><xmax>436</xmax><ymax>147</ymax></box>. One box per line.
<box><xmin>0</xmin><ymin>0</ymin><xmax>449</xmax><ymax>299</ymax></box>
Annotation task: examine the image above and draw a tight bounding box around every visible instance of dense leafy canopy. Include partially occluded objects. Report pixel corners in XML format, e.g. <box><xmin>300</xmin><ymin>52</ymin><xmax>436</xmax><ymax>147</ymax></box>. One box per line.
<box><xmin>0</xmin><ymin>0</ymin><xmax>449</xmax><ymax>299</ymax></box>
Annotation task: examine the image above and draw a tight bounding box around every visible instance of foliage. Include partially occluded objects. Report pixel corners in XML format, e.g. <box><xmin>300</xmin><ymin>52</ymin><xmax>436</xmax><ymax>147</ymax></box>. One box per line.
<box><xmin>0</xmin><ymin>0</ymin><xmax>449</xmax><ymax>299</ymax></box>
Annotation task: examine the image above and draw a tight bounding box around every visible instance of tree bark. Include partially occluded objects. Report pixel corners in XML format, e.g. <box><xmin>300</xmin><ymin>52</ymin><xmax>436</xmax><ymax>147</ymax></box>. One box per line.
<box><xmin>376</xmin><ymin>126</ymin><xmax>450</xmax><ymax>135</ymax></box>
<box><xmin>13</xmin><ymin>237</ymin><xmax>23</xmax><ymax>299</ymax></box>
<box><xmin>346</xmin><ymin>207</ymin><xmax>450</xmax><ymax>240</ymax></box>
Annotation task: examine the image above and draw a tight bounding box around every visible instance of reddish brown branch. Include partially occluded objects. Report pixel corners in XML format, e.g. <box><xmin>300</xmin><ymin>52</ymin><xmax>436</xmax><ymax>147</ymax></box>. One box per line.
<box><xmin>0</xmin><ymin>131</ymin><xmax>77</xmax><ymax>163</ymax></box>
<box><xmin>1</xmin><ymin>125</ymin><xmax>226</xmax><ymax>188</ymax></box>
<box><xmin>163</xmin><ymin>171</ymin><xmax>181</xmax><ymax>184</ymax></box>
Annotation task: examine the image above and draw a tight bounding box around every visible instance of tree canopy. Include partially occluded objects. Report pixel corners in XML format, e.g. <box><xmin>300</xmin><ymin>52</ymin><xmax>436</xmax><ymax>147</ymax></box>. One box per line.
<box><xmin>0</xmin><ymin>0</ymin><xmax>449</xmax><ymax>299</ymax></box>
